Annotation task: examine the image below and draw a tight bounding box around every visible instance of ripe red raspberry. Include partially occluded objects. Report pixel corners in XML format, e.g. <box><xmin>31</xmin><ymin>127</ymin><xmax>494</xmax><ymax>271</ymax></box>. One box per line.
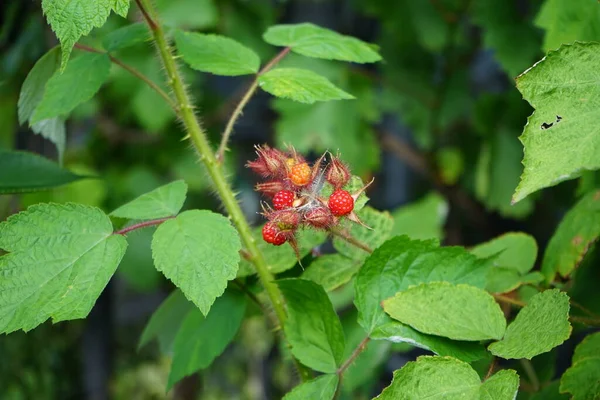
<box><xmin>328</xmin><ymin>189</ymin><xmax>354</xmax><ymax>216</ymax></box>
<box><xmin>273</xmin><ymin>190</ymin><xmax>295</xmax><ymax>210</ymax></box>
<box><xmin>289</xmin><ymin>162</ymin><xmax>311</xmax><ymax>186</ymax></box>
<box><xmin>262</xmin><ymin>222</ymin><xmax>286</xmax><ymax>246</ymax></box>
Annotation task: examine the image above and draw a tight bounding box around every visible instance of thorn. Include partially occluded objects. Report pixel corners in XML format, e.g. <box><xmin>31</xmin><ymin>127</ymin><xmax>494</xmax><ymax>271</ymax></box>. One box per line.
<box><xmin>347</xmin><ymin>211</ymin><xmax>372</xmax><ymax>230</ymax></box>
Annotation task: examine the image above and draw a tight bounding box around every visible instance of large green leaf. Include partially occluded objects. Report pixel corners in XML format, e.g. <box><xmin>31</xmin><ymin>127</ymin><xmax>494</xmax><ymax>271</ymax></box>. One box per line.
<box><xmin>535</xmin><ymin>0</ymin><xmax>600</xmax><ymax>52</ymax></box>
<box><xmin>371</xmin><ymin>322</ymin><xmax>487</xmax><ymax>363</ymax></box>
<box><xmin>263</xmin><ymin>23</ymin><xmax>381</xmax><ymax>63</ymax></box>
<box><xmin>374</xmin><ymin>356</ymin><xmax>519</xmax><ymax>400</ymax></box>
<box><xmin>560</xmin><ymin>332</ymin><xmax>600</xmax><ymax>400</ymax></box>
<box><xmin>0</xmin><ymin>150</ymin><xmax>86</xmax><ymax>194</ymax></box>
<box><xmin>0</xmin><ymin>203</ymin><xmax>127</xmax><ymax>333</ymax></box>
<box><xmin>41</xmin><ymin>0</ymin><xmax>122</xmax><ymax>68</ymax></box>
<box><xmin>175</xmin><ymin>31</ymin><xmax>260</xmax><ymax>76</ymax></box>
<box><xmin>138</xmin><ymin>290</ymin><xmax>194</xmax><ymax>353</ymax></box>
<box><xmin>151</xmin><ymin>210</ymin><xmax>241</xmax><ymax>315</ymax></box>
<box><xmin>31</xmin><ymin>52</ymin><xmax>111</xmax><ymax>123</ymax></box>
<box><xmin>258</xmin><ymin>68</ymin><xmax>354</xmax><ymax>104</ymax></box>
<box><xmin>541</xmin><ymin>189</ymin><xmax>600</xmax><ymax>281</ymax></box>
<box><xmin>103</xmin><ymin>23</ymin><xmax>150</xmax><ymax>52</ymax></box>
<box><xmin>513</xmin><ymin>42</ymin><xmax>600</xmax><ymax>203</ymax></box>
<box><xmin>282</xmin><ymin>374</ymin><xmax>338</xmax><ymax>400</ymax></box>
<box><xmin>168</xmin><ymin>290</ymin><xmax>246</xmax><ymax>389</ymax></box>
<box><xmin>277</xmin><ymin>279</ymin><xmax>345</xmax><ymax>374</ymax></box>
<box><xmin>354</xmin><ymin>236</ymin><xmax>490</xmax><ymax>334</ymax></box>
<box><xmin>301</xmin><ymin>254</ymin><xmax>360</xmax><ymax>292</ymax></box>
<box><xmin>111</xmin><ymin>180</ymin><xmax>187</xmax><ymax>220</ymax></box>
<box><xmin>390</xmin><ymin>193</ymin><xmax>448</xmax><ymax>240</ymax></box>
<box><xmin>333</xmin><ymin>206</ymin><xmax>394</xmax><ymax>262</ymax></box>
<box><xmin>17</xmin><ymin>47</ymin><xmax>66</xmax><ymax>160</ymax></box>
<box><xmin>489</xmin><ymin>289</ymin><xmax>571</xmax><ymax>359</ymax></box>
<box><xmin>383</xmin><ymin>282</ymin><xmax>506</xmax><ymax>341</ymax></box>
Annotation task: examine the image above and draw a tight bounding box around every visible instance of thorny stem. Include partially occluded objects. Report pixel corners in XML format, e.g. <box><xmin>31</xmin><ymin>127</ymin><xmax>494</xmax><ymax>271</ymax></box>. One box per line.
<box><xmin>334</xmin><ymin>336</ymin><xmax>371</xmax><ymax>399</ymax></box>
<box><xmin>216</xmin><ymin>47</ymin><xmax>291</xmax><ymax>162</ymax></box>
<box><xmin>74</xmin><ymin>43</ymin><xmax>177</xmax><ymax>113</ymax></box>
<box><xmin>330</xmin><ymin>228</ymin><xmax>373</xmax><ymax>254</ymax></box>
<box><xmin>135</xmin><ymin>0</ymin><xmax>311</xmax><ymax>382</ymax></box>
<box><xmin>114</xmin><ymin>217</ymin><xmax>173</xmax><ymax>235</ymax></box>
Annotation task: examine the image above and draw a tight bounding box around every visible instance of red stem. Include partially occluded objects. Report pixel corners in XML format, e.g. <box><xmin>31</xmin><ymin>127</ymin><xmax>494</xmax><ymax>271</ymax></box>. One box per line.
<box><xmin>114</xmin><ymin>217</ymin><xmax>173</xmax><ymax>235</ymax></box>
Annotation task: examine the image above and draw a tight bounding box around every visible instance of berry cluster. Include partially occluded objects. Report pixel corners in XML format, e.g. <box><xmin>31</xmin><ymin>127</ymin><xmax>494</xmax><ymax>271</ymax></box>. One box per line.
<box><xmin>246</xmin><ymin>145</ymin><xmax>371</xmax><ymax>254</ymax></box>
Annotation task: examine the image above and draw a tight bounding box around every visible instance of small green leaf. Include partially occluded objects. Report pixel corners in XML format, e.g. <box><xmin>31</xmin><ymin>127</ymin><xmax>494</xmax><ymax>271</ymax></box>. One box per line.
<box><xmin>139</xmin><ymin>290</ymin><xmax>194</xmax><ymax>353</ymax></box>
<box><xmin>489</xmin><ymin>289</ymin><xmax>571</xmax><ymax>359</ymax></box>
<box><xmin>532</xmin><ymin>381</ymin><xmax>569</xmax><ymax>400</ymax></box>
<box><xmin>263</xmin><ymin>23</ymin><xmax>381</xmax><ymax>63</ymax></box>
<box><xmin>375</xmin><ymin>356</ymin><xmax>519</xmax><ymax>400</ymax></box>
<box><xmin>151</xmin><ymin>210</ymin><xmax>241</xmax><ymax>315</ymax></box>
<box><xmin>168</xmin><ymin>290</ymin><xmax>246</xmax><ymax>389</ymax></box>
<box><xmin>0</xmin><ymin>150</ymin><xmax>86</xmax><ymax>194</ymax></box>
<box><xmin>371</xmin><ymin>321</ymin><xmax>487</xmax><ymax>363</ymax></box>
<box><xmin>471</xmin><ymin>232</ymin><xmax>538</xmax><ymax>274</ymax></box>
<box><xmin>479</xmin><ymin>369</ymin><xmax>520</xmax><ymax>400</ymax></box>
<box><xmin>277</xmin><ymin>279</ymin><xmax>345</xmax><ymax>373</ymax></box>
<box><xmin>0</xmin><ymin>203</ymin><xmax>127</xmax><ymax>333</ymax></box>
<box><xmin>17</xmin><ymin>47</ymin><xmax>65</xmax><ymax>160</ymax></box>
<box><xmin>103</xmin><ymin>23</ymin><xmax>150</xmax><ymax>52</ymax></box>
<box><xmin>513</xmin><ymin>42</ymin><xmax>600</xmax><ymax>202</ymax></box>
<box><xmin>486</xmin><ymin>268</ymin><xmax>544</xmax><ymax>294</ymax></box>
<box><xmin>560</xmin><ymin>332</ymin><xmax>600</xmax><ymax>400</ymax></box>
<box><xmin>333</xmin><ymin>206</ymin><xmax>394</xmax><ymax>262</ymax></box>
<box><xmin>541</xmin><ymin>189</ymin><xmax>600</xmax><ymax>281</ymax></box>
<box><xmin>31</xmin><ymin>52</ymin><xmax>111</xmax><ymax>123</ymax></box>
<box><xmin>258</xmin><ymin>68</ymin><xmax>354</xmax><ymax>104</ymax></box>
<box><xmin>301</xmin><ymin>254</ymin><xmax>360</xmax><ymax>292</ymax></box>
<box><xmin>111</xmin><ymin>180</ymin><xmax>187</xmax><ymax>220</ymax></box>
<box><xmin>390</xmin><ymin>193</ymin><xmax>448</xmax><ymax>240</ymax></box>
<box><xmin>41</xmin><ymin>0</ymin><xmax>118</xmax><ymax>68</ymax></box>
<box><xmin>383</xmin><ymin>282</ymin><xmax>506</xmax><ymax>341</ymax></box>
<box><xmin>175</xmin><ymin>31</ymin><xmax>260</xmax><ymax>76</ymax></box>
<box><xmin>111</xmin><ymin>0</ymin><xmax>129</xmax><ymax>18</ymax></box>
<box><xmin>354</xmin><ymin>236</ymin><xmax>490</xmax><ymax>334</ymax></box>
<box><xmin>282</xmin><ymin>374</ymin><xmax>338</xmax><ymax>400</ymax></box>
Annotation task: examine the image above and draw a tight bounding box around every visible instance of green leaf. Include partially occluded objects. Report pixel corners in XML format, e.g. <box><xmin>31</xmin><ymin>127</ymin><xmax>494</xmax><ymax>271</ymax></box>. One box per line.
<box><xmin>390</xmin><ymin>193</ymin><xmax>448</xmax><ymax>240</ymax></box>
<box><xmin>175</xmin><ymin>31</ymin><xmax>260</xmax><ymax>76</ymax></box>
<box><xmin>374</xmin><ymin>356</ymin><xmax>481</xmax><ymax>399</ymax></box>
<box><xmin>258</xmin><ymin>68</ymin><xmax>354</xmax><ymax>104</ymax></box>
<box><xmin>471</xmin><ymin>232</ymin><xmax>538</xmax><ymax>274</ymax></box>
<box><xmin>277</xmin><ymin>279</ymin><xmax>345</xmax><ymax>373</ymax></box>
<box><xmin>375</xmin><ymin>356</ymin><xmax>519</xmax><ymax>400</ymax></box>
<box><xmin>103</xmin><ymin>23</ymin><xmax>150</xmax><ymax>52</ymax></box>
<box><xmin>437</xmin><ymin>147</ymin><xmax>464</xmax><ymax>185</ymax></box>
<box><xmin>383</xmin><ymin>282</ymin><xmax>506</xmax><ymax>341</ymax></box>
<box><xmin>155</xmin><ymin>0</ymin><xmax>217</xmax><ymax>30</ymax></box>
<box><xmin>560</xmin><ymin>332</ymin><xmax>600</xmax><ymax>400</ymax></box>
<box><xmin>532</xmin><ymin>381</ymin><xmax>569</xmax><ymax>400</ymax></box>
<box><xmin>41</xmin><ymin>0</ymin><xmax>119</xmax><ymax>68</ymax></box>
<box><xmin>354</xmin><ymin>236</ymin><xmax>490</xmax><ymax>334</ymax></box>
<box><xmin>237</xmin><ymin>228</ymin><xmax>327</xmax><ymax>278</ymax></box>
<box><xmin>282</xmin><ymin>374</ymin><xmax>338</xmax><ymax>400</ymax></box>
<box><xmin>0</xmin><ymin>203</ymin><xmax>127</xmax><ymax>333</ymax></box>
<box><xmin>0</xmin><ymin>150</ymin><xmax>86</xmax><ymax>194</ymax></box>
<box><xmin>168</xmin><ymin>290</ymin><xmax>246</xmax><ymax>389</ymax></box>
<box><xmin>31</xmin><ymin>52</ymin><xmax>111</xmax><ymax>123</ymax></box>
<box><xmin>263</xmin><ymin>23</ymin><xmax>381</xmax><ymax>63</ymax></box>
<box><xmin>151</xmin><ymin>210</ymin><xmax>241</xmax><ymax>315</ymax></box>
<box><xmin>17</xmin><ymin>47</ymin><xmax>66</xmax><ymax>160</ymax></box>
<box><xmin>513</xmin><ymin>42</ymin><xmax>600</xmax><ymax>203</ymax></box>
<box><xmin>333</xmin><ymin>206</ymin><xmax>394</xmax><ymax>262</ymax></box>
<box><xmin>489</xmin><ymin>289</ymin><xmax>571</xmax><ymax>359</ymax></box>
<box><xmin>479</xmin><ymin>369</ymin><xmax>520</xmax><ymax>400</ymax></box>
<box><xmin>541</xmin><ymin>189</ymin><xmax>600</xmax><ymax>281</ymax></box>
<box><xmin>371</xmin><ymin>321</ymin><xmax>487</xmax><ymax>363</ymax></box>
<box><xmin>535</xmin><ymin>0</ymin><xmax>600</xmax><ymax>52</ymax></box>
<box><xmin>301</xmin><ymin>254</ymin><xmax>360</xmax><ymax>292</ymax></box>
<box><xmin>111</xmin><ymin>0</ymin><xmax>129</xmax><ymax>18</ymax></box>
<box><xmin>111</xmin><ymin>180</ymin><xmax>187</xmax><ymax>220</ymax></box>
<box><xmin>139</xmin><ymin>290</ymin><xmax>194</xmax><ymax>353</ymax></box>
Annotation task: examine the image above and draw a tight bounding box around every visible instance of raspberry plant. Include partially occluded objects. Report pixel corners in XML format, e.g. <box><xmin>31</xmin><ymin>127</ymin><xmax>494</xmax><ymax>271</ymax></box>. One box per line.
<box><xmin>2</xmin><ymin>0</ymin><xmax>600</xmax><ymax>399</ymax></box>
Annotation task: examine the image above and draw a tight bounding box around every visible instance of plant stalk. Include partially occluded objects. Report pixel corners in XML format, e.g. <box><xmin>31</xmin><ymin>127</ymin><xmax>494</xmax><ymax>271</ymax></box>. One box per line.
<box><xmin>136</xmin><ymin>0</ymin><xmax>311</xmax><ymax>382</ymax></box>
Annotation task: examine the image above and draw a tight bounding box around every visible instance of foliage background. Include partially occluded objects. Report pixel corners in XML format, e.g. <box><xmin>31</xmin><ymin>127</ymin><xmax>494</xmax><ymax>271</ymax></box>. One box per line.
<box><xmin>0</xmin><ymin>0</ymin><xmax>599</xmax><ymax>399</ymax></box>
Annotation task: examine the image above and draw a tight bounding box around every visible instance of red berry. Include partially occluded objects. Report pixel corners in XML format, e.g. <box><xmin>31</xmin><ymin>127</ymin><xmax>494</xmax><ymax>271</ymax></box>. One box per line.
<box><xmin>273</xmin><ymin>190</ymin><xmax>295</xmax><ymax>210</ymax></box>
<box><xmin>289</xmin><ymin>162</ymin><xmax>311</xmax><ymax>186</ymax></box>
<box><xmin>262</xmin><ymin>222</ymin><xmax>286</xmax><ymax>246</ymax></box>
<box><xmin>328</xmin><ymin>189</ymin><xmax>354</xmax><ymax>216</ymax></box>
